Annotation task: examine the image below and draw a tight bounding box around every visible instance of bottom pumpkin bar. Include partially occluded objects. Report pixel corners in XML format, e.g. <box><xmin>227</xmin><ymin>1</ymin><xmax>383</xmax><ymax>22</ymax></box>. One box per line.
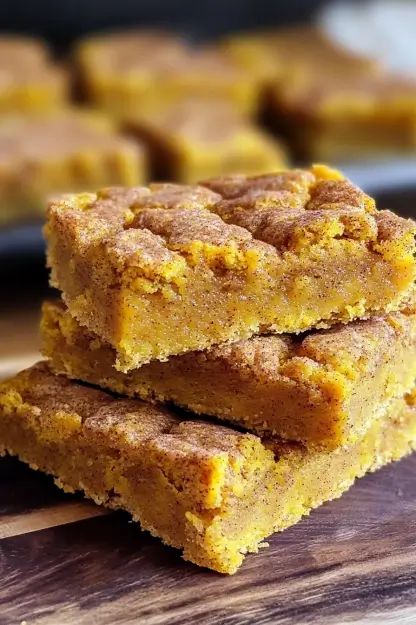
<box><xmin>1</xmin><ymin>362</ymin><xmax>415</xmax><ymax>574</ymax></box>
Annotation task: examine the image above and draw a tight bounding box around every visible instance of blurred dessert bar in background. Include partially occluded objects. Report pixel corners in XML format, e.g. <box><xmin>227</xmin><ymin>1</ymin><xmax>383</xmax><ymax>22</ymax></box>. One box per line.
<box><xmin>222</xmin><ymin>25</ymin><xmax>416</xmax><ymax>159</ymax></box>
<box><xmin>125</xmin><ymin>97</ymin><xmax>286</xmax><ymax>183</ymax></box>
<box><xmin>0</xmin><ymin>109</ymin><xmax>146</xmax><ymax>224</ymax></box>
<box><xmin>0</xmin><ymin>35</ymin><xmax>68</xmax><ymax>114</ymax></box>
<box><xmin>2</xmin><ymin>25</ymin><xmax>416</xmax><ymax>230</ymax></box>
<box><xmin>42</xmin><ymin>299</ymin><xmax>416</xmax><ymax>449</ymax></box>
<box><xmin>76</xmin><ymin>30</ymin><xmax>258</xmax><ymax>118</ymax></box>
<box><xmin>45</xmin><ymin>166</ymin><xmax>416</xmax><ymax>371</ymax></box>
<box><xmin>268</xmin><ymin>72</ymin><xmax>416</xmax><ymax>160</ymax></box>
<box><xmin>222</xmin><ymin>26</ymin><xmax>379</xmax><ymax>88</ymax></box>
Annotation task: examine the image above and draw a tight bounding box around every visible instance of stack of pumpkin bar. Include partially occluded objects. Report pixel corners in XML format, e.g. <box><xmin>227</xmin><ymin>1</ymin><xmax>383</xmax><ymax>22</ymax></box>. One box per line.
<box><xmin>1</xmin><ymin>164</ymin><xmax>416</xmax><ymax>574</ymax></box>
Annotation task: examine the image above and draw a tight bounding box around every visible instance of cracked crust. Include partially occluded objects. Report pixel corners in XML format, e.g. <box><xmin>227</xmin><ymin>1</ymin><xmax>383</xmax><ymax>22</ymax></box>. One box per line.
<box><xmin>1</xmin><ymin>362</ymin><xmax>416</xmax><ymax>573</ymax></box>
<box><xmin>42</xmin><ymin>300</ymin><xmax>416</xmax><ymax>447</ymax></box>
<box><xmin>46</xmin><ymin>165</ymin><xmax>400</xmax><ymax>260</ymax></box>
<box><xmin>45</xmin><ymin>164</ymin><xmax>416</xmax><ymax>370</ymax></box>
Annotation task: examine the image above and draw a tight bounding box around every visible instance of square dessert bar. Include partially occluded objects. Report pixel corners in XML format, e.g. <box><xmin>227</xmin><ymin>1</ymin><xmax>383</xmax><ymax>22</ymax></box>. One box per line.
<box><xmin>222</xmin><ymin>26</ymin><xmax>416</xmax><ymax>159</ymax></box>
<box><xmin>0</xmin><ymin>109</ymin><xmax>146</xmax><ymax>224</ymax></box>
<box><xmin>268</xmin><ymin>71</ymin><xmax>416</xmax><ymax>160</ymax></box>
<box><xmin>125</xmin><ymin>97</ymin><xmax>287</xmax><ymax>183</ymax></box>
<box><xmin>0</xmin><ymin>35</ymin><xmax>68</xmax><ymax>113</ymax></box>
<box><xmin>43</xmin><ymin>300</ymin><xmax>416</xmax><ymax>449</ymax></box>
<box><xmin>76</xmin><ymin>31</ymin><xmax>258</xmax><ymax>118</ymax></box>
<box><xmin>221</xmin><ymin>25</ymin><xmax>379</xmax><ymax>87</ymax></box>
<box><xmin>1</xmin><ymin>363</ymin><xmax>415</xmax><ymax>574</ymax></box>
<box><xmin>45</xmin><ymin>165</ymin><xmax>416</xmax><ymax>371</ymax></box>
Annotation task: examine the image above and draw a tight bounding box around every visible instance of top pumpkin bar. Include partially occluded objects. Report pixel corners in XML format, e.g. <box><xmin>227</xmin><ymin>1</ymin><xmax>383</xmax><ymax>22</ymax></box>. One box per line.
<box><xmin>45</xmin><ymin>165</ymin><xmax>416</xmax><ymax>372</ymax></box>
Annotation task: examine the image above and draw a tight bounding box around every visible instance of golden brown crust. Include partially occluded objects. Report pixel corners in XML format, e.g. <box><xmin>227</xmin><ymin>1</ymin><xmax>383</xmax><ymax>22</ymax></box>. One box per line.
<box><xmin>77</xmin><ymin>30</ymin><xmax>188</xmax><ymax>74</ymax></box>
<box><xmin>0</xmin><ymin>35</ymin><xmax>51</xmax><ymax>68</ymax></box>
<box><xmin>255</xmin><ymin>30</ymin><xmax>416</xmax><ymax>158</ymax></box>
<box><xmin>77</xmin><ymin>31</ymin><xmax>245</xmax><ymax>83</ymax></box>
<box><xmin>202</xmin><ymin>169</ymin><xmax>315</xmax><ymax>199</ymax></box>
<box><xmin>8</xmin><ymin>362</ymin><xmax>246</xmax><ymax>457</ymax></box>
<box><xmin>0</xmin><ymin>110</ymin><xmax>144</xmax><ymax>163</ymax></box>
<box><xmin>272</xmin><ymin>71</ymin><xmax>416</xmax><ymax>118</ymax></box>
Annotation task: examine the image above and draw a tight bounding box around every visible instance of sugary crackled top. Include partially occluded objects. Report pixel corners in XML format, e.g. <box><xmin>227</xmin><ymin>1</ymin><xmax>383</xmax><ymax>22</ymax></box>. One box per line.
<box><xmin>47</xmin><ymin>165</ymin><xmax>416</xmax><ymax>282</ymax></box>
<box><xmin>204</xmin><ymin>307</ymin><xmax>416</xmax><ymax>385</ymax></box>
<box><xmin>0</xmin><ymin>362</ymin><xmax>244</xmax><ymax>454</ymax></box>
<box><xmin>0</xmin><ymin>110</ymin><xmax>141</xmax><ymax>166</ymax></box>
<box><xmin>78</xmin><ymin>30</ymin><xmax>244</xmax><ymax>82</ymax></box>
<box><xmin>0</xmin><ymin>362</ymin><xmax>277</xmax><ymax>507</ymax></box>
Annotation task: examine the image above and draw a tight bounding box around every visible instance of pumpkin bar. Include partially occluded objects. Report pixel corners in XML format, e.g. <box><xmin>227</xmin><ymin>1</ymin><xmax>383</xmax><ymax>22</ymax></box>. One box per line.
<box><xmin>268</xmin><ymin>71</ymin><xmax>416</xmax><ymax>160</ymax></box>
<box><xmin>1</xmin><ymin>362</ymin><xmax>415</xmax><ymax>574</ymax></box>
<box><xmin>0</xmin><ymin>35</ymin><xmax>68</xmax><ymax>114</ymax></box>
<box><xmin>45</xmin><ymin>165</ymin><xmax>416</xmax><ymax>371</ymax></box>
<box><xmin>76</xmin><ymin>30</ymin><xmax>257</xmax><ymax>118</ymax></box>
<box><xmin>222</xmin><ymin>26</ymin><xmax>416</xmax><ymax>159</ymax></box>
<box><xmin>125</xmin><ymin>97</ymin><xmax>287</xmax><ymax>183</ymax></box>
<box><xmin>221</xmin><ymin>25</ymin><xmax>378</xmax><ymax>89</ymax></box>
<box><xmin>0</xmin><ymin>109</ymin><xmax>146</xmax><ymax>224</ymax></box>
<box><xmin>42</xmin><ymin>300</ymin><xmax>416</xmax><ymax>448</ymax></box>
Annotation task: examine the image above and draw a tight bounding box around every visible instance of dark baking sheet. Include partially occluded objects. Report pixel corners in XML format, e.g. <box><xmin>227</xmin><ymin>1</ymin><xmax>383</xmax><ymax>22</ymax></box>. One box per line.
<box><xmin>0</xmin><ymin>222</ymin><xmax>44</xmax><ymax>260</ymax></box>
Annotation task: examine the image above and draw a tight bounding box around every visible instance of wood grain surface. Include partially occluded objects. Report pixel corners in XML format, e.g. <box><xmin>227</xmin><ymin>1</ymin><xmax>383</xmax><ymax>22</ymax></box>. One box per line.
<box><xmin>0</xmin><ymin>276</ymin><xmax>416</xmax><ymax>625</ymax></box>
<box><xmin>0</xmin><ymin>453</ymin><xmax>415</xmax><ymax>625</ymax></box>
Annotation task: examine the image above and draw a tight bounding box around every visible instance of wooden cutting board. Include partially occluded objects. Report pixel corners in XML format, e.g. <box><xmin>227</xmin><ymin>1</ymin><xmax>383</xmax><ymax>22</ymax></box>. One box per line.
<box><xmin>0</xmin><ymin>300</ymin><xmax>416</xmax><ymax>625</ymax></box>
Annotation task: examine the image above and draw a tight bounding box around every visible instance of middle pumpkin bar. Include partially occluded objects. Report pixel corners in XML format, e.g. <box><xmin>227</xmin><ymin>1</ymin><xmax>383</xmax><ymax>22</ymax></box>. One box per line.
<box><xmin>45</xmin><ymin>165</ymin><xmax>416</xmax><ymax>372</ymax></box>
<box><xmin>42</xmin><ymin>300</ymin><xmax>416</xmax><ymax>449</ymax></box>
